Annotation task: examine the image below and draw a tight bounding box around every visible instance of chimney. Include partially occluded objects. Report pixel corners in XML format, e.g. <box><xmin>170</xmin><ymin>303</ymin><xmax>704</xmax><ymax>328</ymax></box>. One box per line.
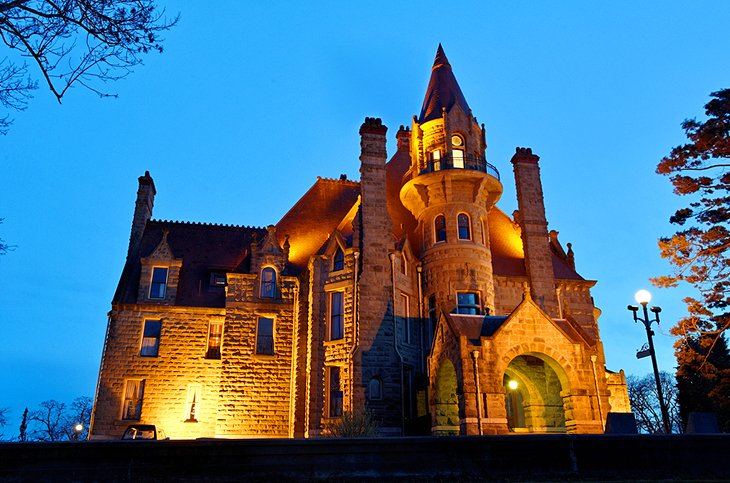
<box><xmin>128</xmin><ymin>171</ymin><xmax>156</xmax><ymax>259</ymax></box>
<box><xmin>512</xmin><ymin>148</ymin><xmax>559</xmax><ymax>317</ymax></box>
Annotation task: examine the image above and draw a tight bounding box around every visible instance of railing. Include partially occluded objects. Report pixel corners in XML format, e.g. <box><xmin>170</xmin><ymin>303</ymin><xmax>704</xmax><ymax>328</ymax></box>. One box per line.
<box><xmin>418</xmin><ymin>153</ymin><xmax>500</xmax><ymax>180</ymax></box>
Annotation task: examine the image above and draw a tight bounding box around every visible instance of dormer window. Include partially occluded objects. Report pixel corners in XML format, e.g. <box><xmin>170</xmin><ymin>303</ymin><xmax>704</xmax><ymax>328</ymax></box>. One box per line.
<box><xmin>261</xmin><ymin>267</ymin><xmax>276</xmax><ymax>298</ymax></box>
<box><xmin>333</xmin><ymin>247</ymin><xmax>345</xmax><ymax>272</ymax></box>
<box><xmin>149</xmin><ymin>267</ymin><xmax>168</xmax><ymax>299</ymax></box>
<box><xmin>452</xmin><ymin>134</ymin><xmax>464</xmax><ymax>168</ymax></box>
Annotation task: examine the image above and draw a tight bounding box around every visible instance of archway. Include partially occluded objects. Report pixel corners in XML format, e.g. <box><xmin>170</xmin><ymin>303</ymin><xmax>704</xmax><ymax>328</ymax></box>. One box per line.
<box><xmin>503</xmin><ymin>354</ymin><xmax>568</xmax><ymax>433</ymax></box>
<box><xmin>433</xmin><ymin>359</ymin><xmax>459</xmax><ymax>435</ymax></box>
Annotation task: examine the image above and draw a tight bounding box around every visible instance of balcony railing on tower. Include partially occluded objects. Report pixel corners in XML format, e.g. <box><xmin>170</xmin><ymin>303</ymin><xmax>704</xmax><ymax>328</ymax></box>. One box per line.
<box><xmin>419</xmin><ymin>153</ymin><xmax>500</xmax><ymax>180</ymax></box>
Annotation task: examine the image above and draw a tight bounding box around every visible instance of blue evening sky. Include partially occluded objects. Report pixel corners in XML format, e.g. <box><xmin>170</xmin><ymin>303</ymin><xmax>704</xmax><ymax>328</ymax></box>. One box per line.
<box><xmin>1</xmin><ymin>1</ymin><xmax>729</xmax><ymax>431</ymax></box>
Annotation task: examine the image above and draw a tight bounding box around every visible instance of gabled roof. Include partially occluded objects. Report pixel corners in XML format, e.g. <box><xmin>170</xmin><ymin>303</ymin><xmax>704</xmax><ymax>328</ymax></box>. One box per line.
<box><xmin>114</xmin><ymin>220</ymin><xmax>265</xmax><ymax>308</ymax></box>
<box><xmin>275</xmin><ymin>176</ymin><xmax>360</xmax><ymax>269</ymax></box>
<box><xmin>418</xmin><ymin>44</ymin><xmax>471</xmax><ymax>123</ymax></box>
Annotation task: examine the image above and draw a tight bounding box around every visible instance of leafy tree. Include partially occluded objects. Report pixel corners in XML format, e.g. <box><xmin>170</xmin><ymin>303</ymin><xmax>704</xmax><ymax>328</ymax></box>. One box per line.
<box><xmin>675</xmin><ymin>334</ymin><xmax>730</xmax><ymax>432</ymax></box>
<box><xmin>652</xmin><ymin>88</ymin><xmax>730</xmax><ymax>430</ymax></box>
<box><xmin>18</xmin><ymin>407</ymin><xmax>28</xmax><ymax>442</ymax></box>
<box><xmin>0</xmin><ymin>0</ymin><xmax>177</xmax><ymax>134</ymax></box>
<box><xmin>627</xmin><ymin>371</ymin><xmax>683</xmax><ymax>434</ymax></box>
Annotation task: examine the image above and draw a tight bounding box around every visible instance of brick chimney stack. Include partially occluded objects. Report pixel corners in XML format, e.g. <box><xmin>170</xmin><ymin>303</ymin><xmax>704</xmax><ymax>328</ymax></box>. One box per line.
<box><xmin>128</xmin><ymin>171</ymin><xmax>156</xmax><ymax>259</ymax></box>
<box><xmin>511</xmin><ymin>148</ymin><xmax>559</xmax><ymax>317</ymax></box>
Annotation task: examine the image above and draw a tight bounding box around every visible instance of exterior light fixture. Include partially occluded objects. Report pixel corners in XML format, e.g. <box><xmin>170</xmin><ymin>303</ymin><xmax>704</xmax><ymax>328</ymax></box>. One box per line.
<box><xmin>508</xmin><ymin>380</ymin><xmax>518</xmax><ymax>391</ymax></box>
<box><xmin>73</xmin><ymin>423</ymin><xmax>84</xmax><ymax>441</ymax></box>
<box><xmin>627</xmin><ymin>289</ymin><xmax>671</xmax><ymax>433</ymax></box>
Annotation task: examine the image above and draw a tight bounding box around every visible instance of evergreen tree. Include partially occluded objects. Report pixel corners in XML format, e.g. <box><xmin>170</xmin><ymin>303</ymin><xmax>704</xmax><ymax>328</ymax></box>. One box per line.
<box><xmin>676</xmin><ymin>334</ymin><xmax>730</xmax><ymax>431</ymax></box>
<box><xmin>18</xmin><ymin>408</ymin><xmax>28</xmax><ymax>443</ymax></box>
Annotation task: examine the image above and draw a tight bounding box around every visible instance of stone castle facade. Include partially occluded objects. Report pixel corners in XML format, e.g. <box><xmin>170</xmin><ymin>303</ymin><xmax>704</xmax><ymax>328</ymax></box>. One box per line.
<box><xmin>90</xmin><ymin>46</ymin><xmax>630</xmax><ymax>439</ymax></box>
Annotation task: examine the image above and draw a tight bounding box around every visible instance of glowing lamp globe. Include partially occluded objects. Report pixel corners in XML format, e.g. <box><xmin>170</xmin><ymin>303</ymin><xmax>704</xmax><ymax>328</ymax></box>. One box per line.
<box><xmin>634</xmin><ymin>289</ymin><xmax>652</xmax><ymax>305</ymax></box>
<box><xmin>75</xmin><ymin>423</ymin><xmax>84</xmax><ymax>432</ymax></box>
<box><xmin>508</xmin><ymin>380</ymin><xmax>519</xmax><ymax>390</ymax></box>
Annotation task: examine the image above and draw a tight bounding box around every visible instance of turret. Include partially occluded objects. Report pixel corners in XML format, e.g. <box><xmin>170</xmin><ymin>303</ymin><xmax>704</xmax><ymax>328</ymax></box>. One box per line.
<box><xmin>400</xmin><ymin>46</ymin><xmax>502</xmax><ymax>320</ymax></box>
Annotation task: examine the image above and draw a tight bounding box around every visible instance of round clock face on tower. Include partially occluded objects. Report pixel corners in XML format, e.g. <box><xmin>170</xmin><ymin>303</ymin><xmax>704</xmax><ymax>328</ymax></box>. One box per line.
<box><xmin>451</xmin><ymin>135</ymin><xmax>463</xmax><ymax>146</ymax></box>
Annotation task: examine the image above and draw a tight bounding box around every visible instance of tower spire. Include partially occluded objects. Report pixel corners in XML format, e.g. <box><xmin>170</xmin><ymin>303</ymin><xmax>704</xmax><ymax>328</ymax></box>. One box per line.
<box><xmin>418</xmin><ymin>44</ymin><xmax>470</xmax><ymax>123</ymax></box>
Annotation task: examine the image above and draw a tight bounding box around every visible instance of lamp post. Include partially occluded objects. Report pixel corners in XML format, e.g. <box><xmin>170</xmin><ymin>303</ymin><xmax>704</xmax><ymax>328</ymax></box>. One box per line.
<box><xmin>627</xmin><ymin>289</ymin><xmax>671</xmax><ymax>434</ymax></box>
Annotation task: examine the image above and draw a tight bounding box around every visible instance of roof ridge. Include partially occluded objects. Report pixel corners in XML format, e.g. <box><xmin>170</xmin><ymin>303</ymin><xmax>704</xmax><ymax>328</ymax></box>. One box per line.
<box><xmin>149</xmin><ymin>219</ymin><xmax>266</xmax><ymax>230</ymax></box>
<box><xmin>316</xmin><ymin>175</ymin><xmax>360</xmax><ymax>185</ymax></box>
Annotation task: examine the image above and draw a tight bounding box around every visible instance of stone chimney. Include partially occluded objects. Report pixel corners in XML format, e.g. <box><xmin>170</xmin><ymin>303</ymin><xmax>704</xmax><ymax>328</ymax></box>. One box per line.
<box><xmin>396</xmin><ymin>125</ymin><xmax>411</xmax><ymax>152</ymax></box>
<box><xmin>128</xmin><ymin>171</ymin><xmax>156</xmax><ymax>259</ymax></box>
<box><xmin>511</xmin><ymin>148</ymin><xmax>559</xmax><ymax>317</ymax></box>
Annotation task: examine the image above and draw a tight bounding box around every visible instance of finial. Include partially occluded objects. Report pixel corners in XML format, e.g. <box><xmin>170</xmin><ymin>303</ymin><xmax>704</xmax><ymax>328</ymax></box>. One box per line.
<box><xmin>522</xmin><ymin>282</ymin><xmax>531</xmax><ymax>300</ymax></box>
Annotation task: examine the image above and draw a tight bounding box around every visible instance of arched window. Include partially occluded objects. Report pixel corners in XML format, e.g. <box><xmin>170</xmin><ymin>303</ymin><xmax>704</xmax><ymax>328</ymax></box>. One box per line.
<box><xmin>435</xmin><ymin>215</ymin><xmax>446</xmax><ymax>243</ymax></box>
<box><xmin>458</xmin><ymin>213</ymin><xmax>471</xmax><ymax>240</ymax></box>
<box><xmin>369</xmin><ymin>377</ymin><xmax>382</xmax><ymax>400</ymax></box>
<box><xmin>261</xmin><ymin>267</ymin><xmax>276</xmax><ymax>298</ymax></box>
<box><xmin>333</xmin><ymin>247</ymin><xmax>345</xmax><ymax>271</ymax></box>
<box><xmin>451</xmin><ymin>134</ymin><xmax>465</xmax><ymax>168</ymax></box>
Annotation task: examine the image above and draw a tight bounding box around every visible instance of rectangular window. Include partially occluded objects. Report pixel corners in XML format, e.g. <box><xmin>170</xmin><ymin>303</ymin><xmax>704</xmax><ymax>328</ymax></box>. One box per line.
<box><xmin>401</xmin><ymin>293</ymin><xmax>410</xmax><ymax>344</ymax></box>
<box><xmin>122</xmin><ymin>379</ymin><xmax>145</xmax><ymax>420</ymax></box>
<box><xmin>453</xmin><ymin>149</ymin><xmax>465</xmax><ymax>169</ymax></box>
<box><xmin>210</xmin><ymin>272</ymin><xmax>226</xmax><ymax>288</ymax></box>
<box><xmin>432</xmin><ymin>149</ymin><xmax>441</xmax><ymax>171</ymax></box>
<box><xmin>140</xmin><ymin>320</ymin><xmax>161</xmax><ymax>357</ymax></box>
<box><xmin>330</xmin><ymin>291</ymin><xmax>344</xmax><ymax>340</ymax></box>
<box><xmin>457</xmin><ymin>291</ymin><xmax>480</xmax><ymax>315</ymax></box>
<box><xmin>403</xmin><ymin>366</ymin><xmax>414</xmax><ymax>419</ymax></box>
<box><xmin>206</xmin><ymin>322</ymin><xmax>223</xmax><ymax>359</ymax></box>
<box><xmin>149</xmin><ymin>267</ymin><xmax>168</xmax><ymax>299</ymax></box>
<box><xmin>256</xmin><ymin>317</ymin><xmax>274</xmax><ymax>355</ymax></box>
<box><xmin>328</xmin><ymin>366</ymin><xmax>343</xmax><ymax>418</ymax></box>
<box><xmin>185</xmin><ymin>385</ymin><xmax>202</xmax><ymax>422</ymax></box>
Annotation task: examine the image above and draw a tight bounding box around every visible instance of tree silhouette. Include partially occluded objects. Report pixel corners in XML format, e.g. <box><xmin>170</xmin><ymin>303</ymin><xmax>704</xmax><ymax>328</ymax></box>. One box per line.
<box><xmin>0</xmin><ymin>0</ymin><xmax>177</xmax><ymax>134</ymax></box>
<box><xmin>627</xmin><ymin>371</ymin><xmax>682</xmax><ymax>434</ymax></box>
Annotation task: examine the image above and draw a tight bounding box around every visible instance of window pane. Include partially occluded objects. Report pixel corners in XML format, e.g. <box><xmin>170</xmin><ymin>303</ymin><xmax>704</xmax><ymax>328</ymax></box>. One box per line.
<box><xmin>453</xmin><ymin>149</ymin><xmax>465</xmax><ymax>169</ymax></box>
<box><xmin>256</xmin><ymin>317</ymin><xmax>274</xmax><ymax>355</ymax></box>
<box><xmin>457</xmin><ymin>292</ymin><xmax>480</xmax><ymax>315</ymax></box>
<box><xmin>329</xmin><ymin>367</ymin><xmax>343</xmax><ymax>417</ymax></box>
<box><xmin>330</xmin><ymin>292</ymin><xmax>344</xmax><ymax>340</ymax></box>
<box><xmin>261</xmin><ymin>268</ymin><xmax>276</xmax><ymax>298</ymax></box>
<box><xmin>458</xmin><ymin>213</ymin><xmax>471</xmax><ymax>240</ymax></box>
<box><xmin>122</xmin><ymin>380</ymin><xmax>145</xmax><ymax>420</ymax></box>
<box><xmin>333</xmin><ymin>248</ymin><xmax>345</xmax><ymax>271</ymax></box>
<box><xmin>140</xmin><ymin>320</ymin><xmax>161</xmax><ymax>357</ymax></box>
<box><xmin>206</xmin><ymin>322</ymin><xmax>223</xmax><ymax>359</ymax></box>
<box><xmin>435</xmin><ymin>215</ymin><xmax>446</xmax><ymax>242</ymax></box>
<box><xmin>150</xmin><ymin>267</ymin><xmax>168</xmax><ymax>299</ymax></box>
<box><xmin>369</xmin><ymin>378</ymin><xmax>382</xmax><ymax>400</ymax></box>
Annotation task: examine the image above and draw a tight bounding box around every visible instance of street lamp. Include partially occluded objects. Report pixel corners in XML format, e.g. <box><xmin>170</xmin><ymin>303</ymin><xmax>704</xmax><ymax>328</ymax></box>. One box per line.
<box><xmin>73</xmin><ymin>423</ymin><xmax>84</xmax><ymax>441</ymax></box>
<box><xmin>628</xmin><ymin>289</ymin><xmax>671</xmax><ymax>433</ymax></box>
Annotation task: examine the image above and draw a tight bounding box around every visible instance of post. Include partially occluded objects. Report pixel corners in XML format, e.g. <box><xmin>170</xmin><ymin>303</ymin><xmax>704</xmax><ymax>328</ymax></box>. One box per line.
<box><xmin>641</xmin><ymin>302</ymin><xmax>671</xmax><ymax>434</ymax></box>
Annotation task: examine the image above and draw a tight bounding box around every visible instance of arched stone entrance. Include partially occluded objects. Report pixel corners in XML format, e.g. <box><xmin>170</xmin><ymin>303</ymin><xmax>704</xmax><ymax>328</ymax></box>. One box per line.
<box><xmin>433</xmin><ymin>359</ymin><xmax>459</xmax><ymax>435</ymax></box>
<box><xmin>503</xmin><ymin>354</ymin><xmax>568</xmax><ymax>433</ymax></box>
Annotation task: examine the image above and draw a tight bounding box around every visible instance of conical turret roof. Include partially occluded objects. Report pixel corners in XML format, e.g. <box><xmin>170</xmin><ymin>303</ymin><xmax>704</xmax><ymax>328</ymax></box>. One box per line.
<box><xmin>418</xmin><ymin>44</ymin><xmax>471</xmax><ymax>123</ymax></box>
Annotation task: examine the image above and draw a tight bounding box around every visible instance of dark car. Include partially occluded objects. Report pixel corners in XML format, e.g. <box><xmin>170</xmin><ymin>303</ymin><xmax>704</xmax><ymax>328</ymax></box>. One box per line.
<box><xmin>121</xmin><ymin>424</ymin><xmax>169</xmax><ymax>440</ymax></box>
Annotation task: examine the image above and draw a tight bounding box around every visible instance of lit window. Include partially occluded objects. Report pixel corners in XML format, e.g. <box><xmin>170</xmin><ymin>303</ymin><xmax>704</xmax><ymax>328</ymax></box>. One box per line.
<box><xmin>140</xmin><ymin>320</ymin><xmax>161</xmax><ymax>357</ymax></box>
<box><xmin>458</xmin><ymin>213</ymin><xmax>471</xmax><ymax>240</ymax></box>
<box><xmin>457</xmin><ymin>292</ymin><xmax>480</xmax><ymax>315</ymax></box>
<box><xmin>122</xmin><ymin>379</ymin><xmax>145</xmax><ymax>420</ymax></box>
<box><xmin>452</xmin><ymin>135</ymin><xmax>464</xmax><ymax>168</ymax></box>
<box><xmin>149</xmin><ymin>267</ymin><xmax>168</xmax><ymax>299</ymax></box>
<box><xmin>206</xmin><ymin>322</ymin><xmax>223</xmax><ymax>359</ymax></box>
<box><xmin>330</xmin><ymin>292</ymin><xmax>344</xmax><ymax>340</ymax></box>
<box><xmin>435</xmin><ymin>215</ymin><xmax>446</xmax><ymax>243</ymax></box>
<box><xmin>432</xmin><ymin>149</ymin><xmax>441</xmax><ymax>171</ymax></box>
<box><xmin>210</xmin><ymin>272</ymin><xmax>226</xmax><ymax>288</ymax></box>
<box><xmin>401</xmin><ymin>293</ymin><xmax>410</xmax><ymax>344</ymax></box>
<box><xmin>185</xmin><ymin>385</ymin><xmax>201</xmax><ymax>422</ymax></box>
<box><xmin>256</xmin><ymin>317</ymin><xmax>274</xmax><ymax>355</ymax></box>
<box><xmin>333</xmin><ymin>247</ymin><xmax>345</xmax><ymax>271</ymax></box>
<box><xmin>369</xmin><ymin>377</ymin><xmax>382</xmax><ymax>400</ymax></box>
<box><xmin>328</xmin><ymin>366</ymin><xmax>343</xmax><ymax>418</ymax></box>
<box><xmin>261</xmin><ymin>267</ymin><xmax>276</xmax><ymax>298</ymax></box>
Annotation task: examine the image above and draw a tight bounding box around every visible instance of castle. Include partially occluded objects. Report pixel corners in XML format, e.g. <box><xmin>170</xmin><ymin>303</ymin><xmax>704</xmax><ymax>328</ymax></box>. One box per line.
<box><xmin>89</xmin><ymin>46</ymin><xmax>630</xmax><ymax>439</ymax></box>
